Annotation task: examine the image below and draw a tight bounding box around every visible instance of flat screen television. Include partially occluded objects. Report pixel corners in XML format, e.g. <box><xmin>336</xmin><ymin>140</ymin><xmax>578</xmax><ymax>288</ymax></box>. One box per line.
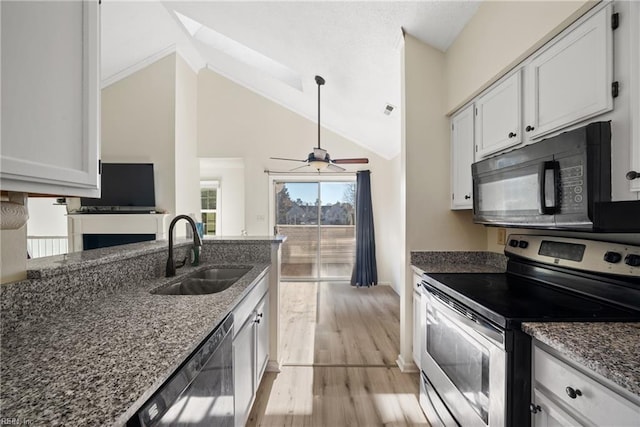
<box><xmin>81</xmin><ymin>163</ymin><xmax>156</xmax><ymax>211</ymax></box>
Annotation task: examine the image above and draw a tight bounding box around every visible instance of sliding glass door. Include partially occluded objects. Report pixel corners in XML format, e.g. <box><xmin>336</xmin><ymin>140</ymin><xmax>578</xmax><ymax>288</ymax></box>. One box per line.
<box><xmin>275</xmin><ymin>180</ymin><xmax>356</xmax><ymax>281</ymax></box>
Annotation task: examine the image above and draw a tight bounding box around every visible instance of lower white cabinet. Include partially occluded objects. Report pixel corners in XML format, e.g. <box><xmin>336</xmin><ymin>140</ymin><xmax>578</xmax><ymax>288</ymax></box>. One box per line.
<box><xmin>412</xmin><ymin>272</ymin><xmax>422</xmax><ymax>368</ymax></box>
<box><xmin>531</xmin><ymin>343</ymin><xmax>640</xmax><ymax>427</ymax></box>
<box><xmin>233</xmin><ymin>274</ymin><xmax>270</xmax><ymax>427</ymax></box>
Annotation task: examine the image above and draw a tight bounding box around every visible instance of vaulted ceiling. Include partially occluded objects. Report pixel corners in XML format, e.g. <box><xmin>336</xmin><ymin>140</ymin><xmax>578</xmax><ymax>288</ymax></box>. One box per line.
<box><xmin>101</xmin><ymin>1</ymin><xmax>481</xmax><ymax>160</ymax></box>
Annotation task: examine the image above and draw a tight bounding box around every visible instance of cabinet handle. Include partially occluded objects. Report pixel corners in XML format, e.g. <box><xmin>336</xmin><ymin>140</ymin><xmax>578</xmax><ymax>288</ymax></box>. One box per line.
<box><xmin>626</xmin><ymin>171</ymin><xmax>640</xmax><ymax>181</ymax></box>
<box><xmin>254</xmin><ymin>318</ymin><xmax>261</xmax><ymax>324</ymax></box>
<box><xmin>257</xmin><ymin>313</ymin><xmax>263</xmax><ymax>318</ymax></box>
<box><xmin>464</xmin><ymin>195</ymin><xmax>471</xmax><ymax>200</ymax></box>
<box><xmin>508</xmin><ymin>132</ymin><xmax>517</xmax><ymax>138</ymax></box>
<box><xmin>526</xmin><ymin>125</ymin><xmax>535</xmax><ymax>132</ymax></box>
<box><xmin>529</xmin><ymin>403</ymin><xmax>542</xmax><ymax>414</ymax></box>
<box><xmin>565</xmin><ymin>387</ymin><xmax>582</xmax><ymax>399</ymax></box>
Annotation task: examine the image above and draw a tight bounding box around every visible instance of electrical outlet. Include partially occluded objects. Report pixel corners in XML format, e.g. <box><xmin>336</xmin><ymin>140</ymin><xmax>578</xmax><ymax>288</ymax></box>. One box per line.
<box><xmin>497</xmin><ymin>228</ymin><xmax>507</xmax><ymax>246</ymax></box>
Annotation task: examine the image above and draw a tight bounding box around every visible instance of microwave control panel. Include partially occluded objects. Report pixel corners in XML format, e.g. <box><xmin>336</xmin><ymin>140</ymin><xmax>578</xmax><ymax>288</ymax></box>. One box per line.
<box><xmin>558</xmin><ymin>161</ymin><xmax>585</xmax><ymax>214</ymax></box>
<box><xmin>505</xmin><ymin>234</ymin><xmax>640</xmax><ymax>277</ymax></box>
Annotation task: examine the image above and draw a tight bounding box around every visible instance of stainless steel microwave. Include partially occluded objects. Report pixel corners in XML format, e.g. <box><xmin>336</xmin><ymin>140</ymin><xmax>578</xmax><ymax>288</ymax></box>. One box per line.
<box><xmin>472</xmin><ymin>121</ymin><xmax>640</xmax><ymax>232</ymax></box>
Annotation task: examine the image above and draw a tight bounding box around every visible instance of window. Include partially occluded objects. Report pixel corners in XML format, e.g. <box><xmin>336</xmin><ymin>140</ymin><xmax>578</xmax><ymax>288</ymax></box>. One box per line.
<box><xmin>201</xmin><ymin>181</ymin><xmax>219</xmax><ymax>235</ymax></box>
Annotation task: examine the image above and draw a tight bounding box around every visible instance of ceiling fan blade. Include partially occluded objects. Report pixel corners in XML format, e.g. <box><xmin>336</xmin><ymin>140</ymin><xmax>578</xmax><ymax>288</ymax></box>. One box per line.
<box><xmin>289</xmin><ymin>164</ymin><xmax>311</xmax><ymax>172</ymax></box>
<box><xmin>326</xmin><ymin>163</ymin><xmax>346</xmax><ymax>172</ymax></box>
<box><xmin>332</xmin><ymin>158</ymin><xmax>369</xmax><ymax>164</ymax></box>
<box><xmin>270</xmin><ymin>157</ymin><xmax>307</xmax><ymax>162</ymax></box>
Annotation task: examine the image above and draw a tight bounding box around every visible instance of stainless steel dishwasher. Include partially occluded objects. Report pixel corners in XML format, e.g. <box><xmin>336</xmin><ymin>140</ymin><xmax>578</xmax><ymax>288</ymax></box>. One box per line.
<box><xmin>128</xmin><ymin>314</ymin><xmax>234</xmax><ymax>427</ymax></box>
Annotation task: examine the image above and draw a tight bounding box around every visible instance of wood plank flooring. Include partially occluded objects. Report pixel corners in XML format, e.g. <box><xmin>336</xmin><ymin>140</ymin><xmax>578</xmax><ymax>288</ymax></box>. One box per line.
<box><xmin>247</xmin><ymin>282</ymin><xmax>428</xmax><ymax>427</ymax></box>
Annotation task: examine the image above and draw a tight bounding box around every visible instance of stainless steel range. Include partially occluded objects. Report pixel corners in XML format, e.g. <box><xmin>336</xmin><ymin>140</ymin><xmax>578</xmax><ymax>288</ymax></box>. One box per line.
<box><xmin>419</xmin><ymin>235</ymin><xmax>640</xmax><ymax>427</ymax></box>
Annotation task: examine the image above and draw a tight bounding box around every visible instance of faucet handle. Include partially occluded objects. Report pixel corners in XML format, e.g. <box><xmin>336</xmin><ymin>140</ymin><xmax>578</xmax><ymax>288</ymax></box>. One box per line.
<box><xmin>175</xmin><ymin>256</ymin><xmax>188</xmax><ymax>269</ymax></box>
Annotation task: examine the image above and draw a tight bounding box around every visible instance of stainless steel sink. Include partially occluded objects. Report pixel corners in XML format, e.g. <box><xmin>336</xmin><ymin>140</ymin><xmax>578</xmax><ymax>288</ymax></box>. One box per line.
<box><xmin>153</xmin><ymin>267</ymin><xmax>251</xmax><ymax>295</ymax></box>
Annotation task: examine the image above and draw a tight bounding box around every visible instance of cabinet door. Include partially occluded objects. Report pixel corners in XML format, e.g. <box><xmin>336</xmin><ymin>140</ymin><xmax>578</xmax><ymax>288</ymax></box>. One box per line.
<box><xmin>630</xmin><ymin>1</ymin><xmax>640</xmax><ymax>194</ymax></box>
<box><xmin>0</xmin><ymin>1</ymin><xmax>100</xmax><ymax>197</ymax></box>
<box><xmin>255</xmin><ymin>293</ymin><xmax>270</xmax><ymax>386</ymax></box>
<box><xmin>451</xmin><ymin>104</ymin><xmax>475</xmax><ymax>209</ymax></box>
<box><xmin>233</xmin><ymin>320</ymin><xmax>255</xmax><ymax>427</ymax></box>
<box><xmin>525</xmin><ymin>4</ymin><xmax>613</xmax><ymax>141</ymax></box>
<box><xmin>475</xmin><ymin>70</ymin><xmax>522</xmax><ymax>159</ymax></box>
<box><xmin>532</xmin><ymin>388</ymin><xmax>583</xmax><ymax>427</ymax></box>
<box><xmin>412</xmin><ymin>290</ymin><xmax>421</xmax><ymax>368</ymax></box>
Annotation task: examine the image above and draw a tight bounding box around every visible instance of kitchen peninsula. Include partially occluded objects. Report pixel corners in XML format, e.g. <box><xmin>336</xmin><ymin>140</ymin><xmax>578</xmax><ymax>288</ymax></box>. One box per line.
<box><xmin>0</xmin><ymin>236</ymin><xmax>284</xmax><ymax>426</ymax></box>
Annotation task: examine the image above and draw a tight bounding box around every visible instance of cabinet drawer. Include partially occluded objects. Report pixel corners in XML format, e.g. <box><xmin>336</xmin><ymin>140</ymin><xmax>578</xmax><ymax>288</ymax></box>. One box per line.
<box><xmin>233</xmin><ymin>272</ymin><xmax>268</xmax><ymax>334</ymax></box>
<box><xmin>534</xmin><ymin>346</ymin><xmax>640</xmax><ymax>426</ymax></box>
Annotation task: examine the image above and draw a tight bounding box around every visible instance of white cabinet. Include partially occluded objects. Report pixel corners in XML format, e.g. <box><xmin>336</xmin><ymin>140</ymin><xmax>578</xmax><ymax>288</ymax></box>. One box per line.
<box><xmin>451</xmin><ymin>104</ymin><xmax>475</xmax><ymax>209</ymax></box>
<box><xmin>475</xmin><ymin>70</ymin><xmax>522</xmax><ymax>159</ymax></box>
<box><xmin>412</xmin><ymin>272</ymin><xmax>422</xmax><ymax>368</ymax></box>
<box><xmin>0</xmin><ymin>1</ymin><xmax>100</xmax><ymax>197</ymax></box>
<box><xmin>254</xmin><ymin>293</ymin><xmax>270</xmax><ymax>387</ymax></box>
<box><xmin>531</xmin><ymin>343</ymin><xmax>640</xmax><ymax>427</ymax></box>
<box><xmin>233</xmin><ymin>274</ymin><xmax>269</xmax><ymax>427</ymax></box>
<box><xmin>525</xmin><ymin>4</ymin><xmax>613</xmax><ymax>141</ymax></box>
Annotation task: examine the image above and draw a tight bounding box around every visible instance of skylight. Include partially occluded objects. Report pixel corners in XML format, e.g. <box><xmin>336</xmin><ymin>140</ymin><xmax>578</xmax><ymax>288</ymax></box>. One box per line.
<box><xmin>174</xmin><ymin>11</ymin><xmax>302</xmax><ymax>91</ymax></box>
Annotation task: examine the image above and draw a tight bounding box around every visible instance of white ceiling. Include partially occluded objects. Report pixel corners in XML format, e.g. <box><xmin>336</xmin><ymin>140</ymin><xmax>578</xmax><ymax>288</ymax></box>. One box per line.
<box><xmin>101</xmin><ymin>1</ymin><xmax>481</xmax><ymax>160</ymax></box>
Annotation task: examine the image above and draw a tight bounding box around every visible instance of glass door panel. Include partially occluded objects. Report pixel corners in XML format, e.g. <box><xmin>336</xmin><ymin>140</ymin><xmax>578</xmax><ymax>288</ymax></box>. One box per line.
<box><xmin>319</xmin><ymin>182</ymin><xmax>356</xmax><ymax>278</ymax></box>
<box><xmin>275</xmin><ymin>182</ymin><xmax>319</xmax><ymax>279</ymax></box>
<box><xmin>274</xmin><ymin>180</ymin><xmax>355</xmax><ymax>280</ymax></box>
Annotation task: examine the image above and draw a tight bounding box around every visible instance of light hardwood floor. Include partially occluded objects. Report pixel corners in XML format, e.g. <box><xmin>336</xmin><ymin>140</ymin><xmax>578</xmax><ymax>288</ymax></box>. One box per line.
<box><xmin>247</xmin><ymin>282</ymin><xmax>428</xmax><ymax>426</ymax></box>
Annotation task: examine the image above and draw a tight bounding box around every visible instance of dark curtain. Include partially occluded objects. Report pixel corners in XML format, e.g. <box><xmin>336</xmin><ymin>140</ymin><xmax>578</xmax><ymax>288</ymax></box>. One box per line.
<box><xmin>351</xmin><ymin>170</ymin><xmax>378</xmax><ymax>287</ymax></box>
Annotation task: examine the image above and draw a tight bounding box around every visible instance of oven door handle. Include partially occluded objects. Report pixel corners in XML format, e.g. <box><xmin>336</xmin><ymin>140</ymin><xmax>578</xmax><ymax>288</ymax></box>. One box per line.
<box><xmin>425</xmin><ymin>286</ymin><xmax>506</xmax><ymax>350</ymax></box>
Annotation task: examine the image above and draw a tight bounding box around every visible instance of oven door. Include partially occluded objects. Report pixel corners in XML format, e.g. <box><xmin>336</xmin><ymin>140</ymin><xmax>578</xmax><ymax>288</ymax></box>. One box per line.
<box><xmin>421</xmin><ymin>288</ymin><xmax>506</xmax><ymax>427</ymax></box>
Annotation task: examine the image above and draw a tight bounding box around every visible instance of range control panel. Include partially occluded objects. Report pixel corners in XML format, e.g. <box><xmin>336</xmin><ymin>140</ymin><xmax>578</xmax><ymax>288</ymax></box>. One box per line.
<box><xmin>505</xmin><ymin>234</ymin><xmax>640</xmax><ymax>277</ymax></box>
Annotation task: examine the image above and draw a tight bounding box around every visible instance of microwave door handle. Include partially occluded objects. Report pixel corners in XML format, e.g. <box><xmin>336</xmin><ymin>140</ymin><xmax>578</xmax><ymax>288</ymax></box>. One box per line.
<box><xmin>539</xmin><ymin>161</ymin><xmax>560</xmax><ymax>215</ymax></box>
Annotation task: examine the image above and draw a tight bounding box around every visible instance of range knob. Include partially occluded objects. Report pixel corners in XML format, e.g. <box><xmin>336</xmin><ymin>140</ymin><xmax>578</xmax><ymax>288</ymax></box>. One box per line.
<box><xmin>509</xmin><ymin>239</ymin><xmax>519</xmax><ymax>248</ymax></box>
<box><xmin>603</xmin><ymin>251</ymin><xmax>622</xmax><ymax>264</ymax></box>
<box><xmin>624</xmin><ymin>254</ymin><xmax>640</xmax><ymax>267</ymax></box>
<box><xmin>518</xmin><ymin>240</ymin><xmax>529</xmax><ymax>249</ymax></box>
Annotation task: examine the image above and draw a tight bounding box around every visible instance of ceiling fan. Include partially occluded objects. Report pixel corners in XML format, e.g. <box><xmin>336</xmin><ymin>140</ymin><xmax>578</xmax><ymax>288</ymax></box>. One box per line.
<box><xmin>270</xmin><ymin>75</ymin><xmax>369</xmax><ymax>171</ymax></box>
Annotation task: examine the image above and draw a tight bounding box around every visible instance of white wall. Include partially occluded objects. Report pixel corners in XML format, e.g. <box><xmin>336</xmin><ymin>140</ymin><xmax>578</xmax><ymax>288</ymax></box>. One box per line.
<box><xmin>26</xmin><ymin>199</ymin><xmax>67</xmax><ymax>236</ymax></box>
<box><xmin>174</xmin><ymin>55</ymin><xmax>201</xmax><ymax>221</ymax></box>
<box><xmin>197</xmin><ymin>68</ymin><xmax>400</xmax><ymax>286</ymax></box>
<box><xmin>200</xmin><ymin>158</ymin><xmax>246</xmax><ymax>236</ymax></box>
<box><xmin>101</xmin><ymin>54</ymin><xmax>177</xmax><ymax>216</ymax></box>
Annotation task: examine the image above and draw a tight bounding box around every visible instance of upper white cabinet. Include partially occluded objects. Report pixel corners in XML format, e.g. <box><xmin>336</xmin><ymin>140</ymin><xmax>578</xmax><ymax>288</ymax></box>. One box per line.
<box><xmin>525</xmin><ymin>4</ymin><xmax>613</xmax><ymax>140</ymax></box>
<box><xmin>451</xmin><ymin>104</ymin><xmax>475</xmax><ymax>209</ymax></box>
<box><xmin>474</xmin><ymin>70</ymin><xmax>522</xmax><ymax>159</ymax></box>
<box><xmin>0</xmin><ymin>1</ymin><xmax>100</xmax><ymax>197</ymax></box>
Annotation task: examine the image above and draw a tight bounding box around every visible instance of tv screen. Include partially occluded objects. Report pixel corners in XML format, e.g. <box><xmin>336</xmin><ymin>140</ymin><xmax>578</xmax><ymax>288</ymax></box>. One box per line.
<box><xmin>81</xmin><ymin>163</ymin><xmax>156</xmax><ymax>208</ymax></box>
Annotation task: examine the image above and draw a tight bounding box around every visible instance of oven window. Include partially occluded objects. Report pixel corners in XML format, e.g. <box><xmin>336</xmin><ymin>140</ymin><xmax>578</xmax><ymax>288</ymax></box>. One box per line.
<box><xmin>427</xmin><ymin>308</ymin><xmax>489</xmax><ymax>424</ymax></box>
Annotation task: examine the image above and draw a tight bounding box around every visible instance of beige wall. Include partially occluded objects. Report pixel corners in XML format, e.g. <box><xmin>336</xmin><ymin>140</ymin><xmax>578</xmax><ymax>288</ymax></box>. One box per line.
<box><xmin>174</xmin><ymin>55</ymin><xmax>201</xmax><ymax>221</ymax></box>
<box><xmin>445</xmin><ymin>0</ymin><xmax>595</xmax><ymax>113</ymax></box>
<box><xmin>197</xmin><ymin>68</ymin><xmax>401</xmax><ymax>286</ymax></box>
<box><xmin>404</xmin><ymin>34</ymin><xmax>487</xmax><ymax>253</ymax></box>
<box><xmin>200</xmin><ymin>158</ymin><xmax>246</xmax><ymax>236</ymax></box>
<box><xmin>101</xmin><ymin>54</ymin><xmax>177</xmax><ymax>215</ymax></box>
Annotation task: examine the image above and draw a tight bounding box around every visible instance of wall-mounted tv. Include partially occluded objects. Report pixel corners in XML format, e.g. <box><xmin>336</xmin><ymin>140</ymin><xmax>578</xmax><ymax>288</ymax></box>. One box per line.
<box><xmin>81</xmin><ymin>163</ymin><xmax>156</xmax><ymax>211</ymax></box>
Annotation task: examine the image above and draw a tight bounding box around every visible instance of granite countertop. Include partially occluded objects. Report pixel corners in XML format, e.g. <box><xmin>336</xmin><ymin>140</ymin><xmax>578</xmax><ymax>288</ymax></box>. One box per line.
<box><xmin>522</xmin><ymin>322</ymin><xmax>640</xmax><ymax>397</ymax></box>
<box><xmin>411</xmin><ymin>250</ymin><xmax>507</xmax><ymax>274</ymax></box>
<box><xmin>1</xmin><ymin>261</ymin><xmax>270</xmax><ymax>426</ymax></box>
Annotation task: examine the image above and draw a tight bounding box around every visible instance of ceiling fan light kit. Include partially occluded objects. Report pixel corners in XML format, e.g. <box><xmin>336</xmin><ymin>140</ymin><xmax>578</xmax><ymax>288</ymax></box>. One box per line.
<box><xmin>270</xmin><ymin>75</ymin><xmax>369</xmax><ymax>172</ymax></box>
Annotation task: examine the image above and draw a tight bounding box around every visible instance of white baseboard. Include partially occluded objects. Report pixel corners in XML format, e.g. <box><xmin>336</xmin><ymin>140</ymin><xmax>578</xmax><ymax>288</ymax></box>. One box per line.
<box><xmin>266</xmin><ymin>360</ymin><xmax>281</xmax><ymax>373</ymax></box>
<box><xmin>396</xmin><ymin>354</ymin><xmax>419</xmax><ymax>373</ymax></box>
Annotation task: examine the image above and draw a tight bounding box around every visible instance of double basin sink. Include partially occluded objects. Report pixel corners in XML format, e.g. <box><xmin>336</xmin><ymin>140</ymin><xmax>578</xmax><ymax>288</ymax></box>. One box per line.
<box><xmin>152</xmin><ymin>267</ymin><xmax>251</xmax><ymax>295</ymax></box>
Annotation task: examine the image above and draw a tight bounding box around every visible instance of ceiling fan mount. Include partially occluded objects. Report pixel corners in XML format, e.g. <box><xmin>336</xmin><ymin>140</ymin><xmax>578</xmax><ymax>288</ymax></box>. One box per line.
<box><xmin>270</xmin><ymin>75</ymin><xmax>369</xmax><ymax>171</ymax></box>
